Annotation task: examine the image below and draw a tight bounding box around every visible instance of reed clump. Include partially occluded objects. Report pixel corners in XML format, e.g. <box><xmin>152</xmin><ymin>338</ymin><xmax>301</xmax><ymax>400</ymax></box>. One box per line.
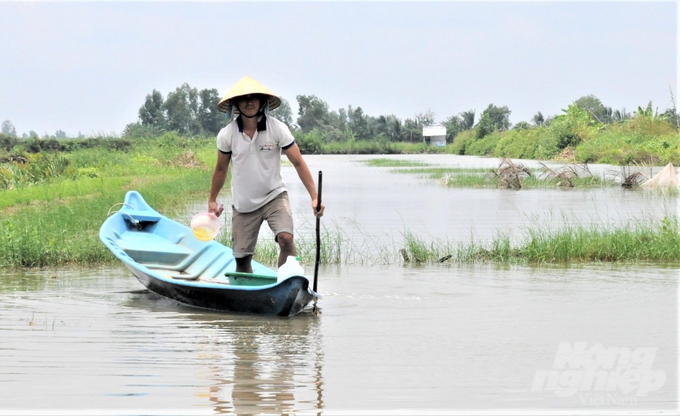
<box><xmin>236</xmin><ymin>216</ymin><xmax>680</xmax><ymax>268</ymax></box>
<box><xmin>399</xmin><ymin>216</ymin><xmax>680</xmax><ymax>265</ymax></box>
<box><xmin>393</xmin><ymin>161</ymin><xmax>611</xmax><ymax>189</ymax></box>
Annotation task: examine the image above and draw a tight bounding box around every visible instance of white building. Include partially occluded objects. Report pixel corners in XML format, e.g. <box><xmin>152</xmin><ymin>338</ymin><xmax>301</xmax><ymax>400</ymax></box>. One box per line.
<box><xmin>422</xmin><ymin>125</ymin><xmax>447</xmax><ymax>146</ymax></box>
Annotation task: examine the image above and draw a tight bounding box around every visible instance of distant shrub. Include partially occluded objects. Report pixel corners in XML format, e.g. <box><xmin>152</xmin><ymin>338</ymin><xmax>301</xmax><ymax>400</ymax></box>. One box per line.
<box><xmin>494</xmin><ymin>128</ymin><xmax>541</xmax><ymax>159</ymax></box>
<box><xmin>575</xmin><ymin>129</ymin><xmax>680</xmax><ymax>165</ymax></box>
<box><xmin>294</xmin><ymin>130</ymin><xmax>324</xmax><ymax>154</ymax></box>
<box><xmin>156</xmin><ymin>131</ymin><xmax>187</xmax><ymax>149</ymax></box>
<box><xmin>466</xmin><ymin>132</ymin><xmax>501</xmax><ymax>156</ymax></box>
<box><xmin>536</xmin><ymin>105</ymin><xmax>599</xmax><ymax>159</ymax></box>
<box><xmin>0</xmin><ymin>133</ymin><xmax>19</xmax><ymax>152</ymax></box>
<box><xmin>450</xmin><ymin>130</ymin><xmax>476</xmax><ymax>155</ymax></box>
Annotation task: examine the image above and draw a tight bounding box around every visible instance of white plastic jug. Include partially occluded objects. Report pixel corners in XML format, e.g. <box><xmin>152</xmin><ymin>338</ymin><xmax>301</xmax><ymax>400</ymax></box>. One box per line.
<box><xmin>277</xmin><ymin>256</ymin><xmax>304</xmax><ymax>282</ymax></box>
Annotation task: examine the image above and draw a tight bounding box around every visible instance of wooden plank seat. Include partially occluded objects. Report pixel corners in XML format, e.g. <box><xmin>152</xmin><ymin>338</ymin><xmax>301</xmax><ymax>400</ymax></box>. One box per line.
<box><xmin>151</xmin><ymin>250</ymin><xmax>234</xmax><ymax>281</ymax></box>
<box><xmin>142</xmin><ymin>244</ymin><xmax>212</xmax><ymax>271</ymax></box>
<box><xmin>117</xmin><ymin>232</ymin><xmax>191</xmax><ymax>266</ymax></box>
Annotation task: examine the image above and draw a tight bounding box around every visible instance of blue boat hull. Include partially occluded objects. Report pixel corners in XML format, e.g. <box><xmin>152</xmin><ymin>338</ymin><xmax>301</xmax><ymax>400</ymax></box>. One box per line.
<box><xmin>126</xmin><ymin>264</ymin><xmax>312</xmax><ymax>316</ymax></box>
<box><xmin>99</xmin><ymin>191</ymin><xmax>317</xmax><ymax>316</ymax></box>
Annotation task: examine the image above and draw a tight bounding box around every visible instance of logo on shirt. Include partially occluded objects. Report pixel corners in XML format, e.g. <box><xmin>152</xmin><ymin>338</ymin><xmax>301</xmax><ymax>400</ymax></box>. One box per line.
<box><xmin>259</xmin><ymin>143</ymin><xmax>275</xmax><ymax>152</ymax></box>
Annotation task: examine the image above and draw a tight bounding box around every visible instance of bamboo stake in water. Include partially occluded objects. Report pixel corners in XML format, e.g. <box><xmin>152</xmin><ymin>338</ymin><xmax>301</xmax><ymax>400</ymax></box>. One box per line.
<box><xmin>313</xmin><ymin>171</ymin><xmax>323</xmax><ymax>305</ymax></box>
<box><xmin>313</xmin><ymin>171</ymin><xmax>323</xmax><ymax>291</ymax></box>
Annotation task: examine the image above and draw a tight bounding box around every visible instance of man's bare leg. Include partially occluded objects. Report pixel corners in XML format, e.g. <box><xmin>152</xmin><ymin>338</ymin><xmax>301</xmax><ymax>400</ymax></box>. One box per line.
<box><xmin>235</xmin><ymin>255</ymin><xmax>253</xmax><ymax>274</ymax></box>
<box><xmin>276</xmin><ymin>232</ymin><xmax>296</xmax><ymax>267</ymax></box>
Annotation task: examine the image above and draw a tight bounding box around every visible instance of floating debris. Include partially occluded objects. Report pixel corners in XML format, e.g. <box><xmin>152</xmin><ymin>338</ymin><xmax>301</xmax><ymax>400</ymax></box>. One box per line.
<box><xmin>539</xmin><ymin>162</ymin><xmax>593</xmax><ymax>187</ymax></box>
<box><xmin>606</xmin><ymin>164</ymin><xmax>649</xmax><ymax>188</ymax></box>
<box><xmin>486</xmin><ymin>158</ymin><xmax>533</xmax><ymax>189</ymax></box>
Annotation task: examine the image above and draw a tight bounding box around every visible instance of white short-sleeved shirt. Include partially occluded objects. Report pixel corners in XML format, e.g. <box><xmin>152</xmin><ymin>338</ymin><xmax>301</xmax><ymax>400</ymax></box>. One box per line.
<box><xmin>216</xmin><ymin>115</ymin><xmax>295</xmax><ymax>213</ymax></box>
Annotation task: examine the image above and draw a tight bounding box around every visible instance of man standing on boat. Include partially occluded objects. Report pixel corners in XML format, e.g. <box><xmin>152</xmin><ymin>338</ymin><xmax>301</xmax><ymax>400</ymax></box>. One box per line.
<box><xmin>208</xmin><ymin>75</ymin><xmax>325</xmax><ymax>273</ymax></box>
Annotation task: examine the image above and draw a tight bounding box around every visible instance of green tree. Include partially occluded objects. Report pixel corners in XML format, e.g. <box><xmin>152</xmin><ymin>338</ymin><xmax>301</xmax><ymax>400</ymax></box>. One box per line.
<box><xmin>1</xmin><ymin>120</ymin><xmax>16</xmax><ymax>138</ymax></box>
<box><xmin>574</xmin><ymin>94</ymin><xmax>609</xmax><ymax>123</ymax></box>
<box><xmin>139</xmin><ymin>90</ymin><xmax>166</xmax><ymax>129</ymax></box>
<box><xmin>402</xmin><ymin>118</ymin><xmax>422</xmax><ymax>142</ymax></box>
<box><xmin>296</xmin><ymin>95</ymin><xmax>330</xmax><ymax>133</ymax></box>
<box><xmin>512</xmin><ymin>121</ymin><xmax>530</xmax><ymax>131</ymax></box>
<box><xmin>536</xmin><ymin>104</ymin><xmax>596</xmax><ymax>159</ymax></box>
<box><xmin>383</xmin><ymin>114</ymin><xmax>402</xmax><ymax>142</ymax></box>
<box><xmin>0</xmin><ymin>132</ymin><xmax>18</xmax><ymax>152</ymax></box>
<box><xmin>460</xmin><ymin>110</ymin><xmax>476</xmax><ymax>130</ymax></box>
<box><xmin>475</xmin><ymin>112</ymin><xmax>496</xmax><ymax>139</ymax></box>
<box><xmin>164</xmin><ymin>83</ymin><xmax>201</xmax><ymax>135</ymax></box>
<box><xmin>197</xmin><ymin>88</ymin><xmax>223</xmax><ymax>135</ymax></box>
<box><xmin>636</xmin><ymin>101</ymin><xmax>657</xmax><ymax>119</ymax></box>
<box><xmin>348</xmin><ymin>106</ymin><xmax>370</xmax><ymax>139</ymax></box>
<box><xmin>659</xmin><ymin>106</ymin><xmax>679</xmax><ymax>130</ymax></box>
<box><xmin>325</xmin><ymin>108</ymin><xmax>347</xmax><ymax>133</ymax></box>
<box><xmin>337</xmin><ymin>108</ymin><xmax>348</xmax><ymax>132</ymax></box>
<box><xmin>480</xmin><ymin>104</ymin><xmax>511</xmax><ymax>132</ymax></box>
<box><xmin>369</xmin><ymin>115</ymin><xmax>390</xmax><ymax>140</ymax></box>
<box><xmin>612</xmin><ymin>108</ymin><xmax>632</xmax><ymax>123</ymax></box>
<box><xmin>531</xmin><ymin>112</ymin><xmax>545</xmax><ymax>126</ymax></box>
<box><xmin>415</xmin><ymin>110</ymin><xmax>436</xmax><ymax>127</ymax></box>
<box><xmin>270</xmin><ymin>98</ymin><xmax>295</xmax><ymax>130</ymax></box>
<box><xmin>442</xmin><ymin>115</ymin><xmax>461</xmax><ymax>143</ymax></box>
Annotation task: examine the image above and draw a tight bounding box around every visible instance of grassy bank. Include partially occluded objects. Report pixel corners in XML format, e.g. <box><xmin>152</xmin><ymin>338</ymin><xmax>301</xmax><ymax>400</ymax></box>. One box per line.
<box><xmin>233</xmin><ymin>216</ymin><xmax>679</xmax><ymax>267</ymax></box>
<box><xmin>400</xmin><ymin>217</ymin><xmax>680</xmax><ymax>265</ymax></box>
<box><xmin>1</xmin><ymin>136</ymin><xmax>678</xmax><ymax>268</ymax></box>
<box><xmin>0</xmin><ymin>135</ymin><xmax>217</xmax><ymax>267</ymax></box>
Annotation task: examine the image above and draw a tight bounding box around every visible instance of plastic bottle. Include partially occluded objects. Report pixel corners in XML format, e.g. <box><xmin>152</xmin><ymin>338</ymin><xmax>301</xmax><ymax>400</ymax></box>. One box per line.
<box><xmin>277</xmin><ymin>256</ymin><xmax>305</xmax><ymax>282</ymax></box>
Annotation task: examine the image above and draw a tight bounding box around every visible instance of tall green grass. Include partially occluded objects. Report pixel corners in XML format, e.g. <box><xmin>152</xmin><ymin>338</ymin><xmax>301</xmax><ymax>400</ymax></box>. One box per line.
<box><xmin>0</xmin><ymin>136</ymin><xmax>215</xmax><ymax>267</ymax></box>
<box><xmin>362</xmin><ymin>159</ymin><xmax>432</xmax><ymax>168</ymax></box>
<box><xmin>388</xmin><ymin>167</ymin><xmax>611</xmax><ymax>188</ymax></box>
<box><xmin>400</xmin><ymin>216</ymin><xmax>680</xmax><ymax>265</ymax></box>
<box><xmin>0</xmin><ymin>170</ymin><xmax>210</xmax><ymax>267</ymax></box>
<box><xmin>213</xmin><ymin>215</ymin><xmax>680</xmax><ymax>268</ymax></box>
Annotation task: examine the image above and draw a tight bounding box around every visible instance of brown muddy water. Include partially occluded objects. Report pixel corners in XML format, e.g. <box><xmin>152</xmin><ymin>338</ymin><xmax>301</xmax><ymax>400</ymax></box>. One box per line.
<box><xmin>0</xmin><ymin>155</ymin><xmax>678</xmax><ymax>415</ymax></box>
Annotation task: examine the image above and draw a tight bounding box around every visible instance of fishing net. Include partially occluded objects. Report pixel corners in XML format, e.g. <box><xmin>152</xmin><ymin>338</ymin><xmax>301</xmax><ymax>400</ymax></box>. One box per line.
<box><xmin>641</xmin><ymin>163</ymin><xmax>678</xmax><ymax>189</ymax></box>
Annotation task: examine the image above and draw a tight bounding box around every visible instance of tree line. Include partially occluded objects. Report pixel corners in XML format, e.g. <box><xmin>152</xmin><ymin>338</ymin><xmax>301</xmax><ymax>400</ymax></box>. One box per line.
<box><xmin>2</xmin><ymin>82</ymin><xmax>678</xmax><ymax>148</ymax></box>
<box><xmin>122</xmin><ymin>84</ymin><xmax>680</xmax><ymax>146</ymax></box>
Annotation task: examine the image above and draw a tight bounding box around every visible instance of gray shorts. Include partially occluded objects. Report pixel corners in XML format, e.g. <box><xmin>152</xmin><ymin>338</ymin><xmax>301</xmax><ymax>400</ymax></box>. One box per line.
<box><xmin>231</xmin><ymin>191</ymin><xmax>294</xmax><ymax>258</ymax></box>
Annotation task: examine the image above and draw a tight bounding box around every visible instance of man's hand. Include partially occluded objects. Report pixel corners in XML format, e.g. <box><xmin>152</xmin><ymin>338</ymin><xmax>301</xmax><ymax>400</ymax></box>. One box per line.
<box><xmin>209</xmin><ymin>201</ymin><xmax>224</xmax><ymax>217</ymax></box>
<box><xmin>312</xmin><ymin>199</ymin><xmax>325</xmax><ymax>218</ymax></box>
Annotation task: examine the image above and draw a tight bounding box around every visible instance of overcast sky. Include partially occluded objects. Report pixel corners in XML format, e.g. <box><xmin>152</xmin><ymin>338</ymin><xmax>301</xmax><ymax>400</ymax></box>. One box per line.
<box><xmin>1</xmin><ymin>1</ymin><xmax>677</xmax><ymax>137</ymax></box>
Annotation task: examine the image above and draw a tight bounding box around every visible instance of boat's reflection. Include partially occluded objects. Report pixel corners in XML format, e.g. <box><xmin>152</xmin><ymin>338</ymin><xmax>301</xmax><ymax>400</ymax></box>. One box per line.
<box><xmin>126</xmin><ymin>290</ymin><xmax>324</xmax><ymax>415</ymax></box>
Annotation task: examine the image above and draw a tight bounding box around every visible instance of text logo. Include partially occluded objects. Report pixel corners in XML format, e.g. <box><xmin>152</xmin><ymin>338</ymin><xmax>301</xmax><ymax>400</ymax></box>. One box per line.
<box><xmin>532</xmin><ymin>342</ymin><xmax>666</xmax><ymax>398</ymax></box>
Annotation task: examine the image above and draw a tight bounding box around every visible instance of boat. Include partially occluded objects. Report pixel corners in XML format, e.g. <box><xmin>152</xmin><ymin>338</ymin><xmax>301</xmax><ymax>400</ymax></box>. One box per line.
<box><xmin>99</xmin><ymin>190</ymin><xmax>318</xmax><ymax>316</ymax></box>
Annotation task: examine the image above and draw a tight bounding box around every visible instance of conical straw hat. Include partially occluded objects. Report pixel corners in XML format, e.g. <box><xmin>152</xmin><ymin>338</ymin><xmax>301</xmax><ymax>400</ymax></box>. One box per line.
<box><xmin>217</xmin><ymin>75</ymin><xmax>281</xmax><ymax>113</ymax></box>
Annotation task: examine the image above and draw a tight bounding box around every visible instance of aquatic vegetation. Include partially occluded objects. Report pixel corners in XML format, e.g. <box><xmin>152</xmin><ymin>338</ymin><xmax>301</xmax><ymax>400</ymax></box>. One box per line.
<box><xmin>391</xmin><ymin>164</ymin><xmax>611</xmax><ymax>189</ymax></box>
<box><xmin>223</xmin><ymin>215</ymin><xmax>680</xmax><ymax>268</ymax></box>
<box><xmin>399</xmin><ymin>216</ymin><xmax>680</xmax><ymax>265</ymax></box>
<box><xmin>362</xmin><ymin>159</ymin><xmax>431</xmax><ymax>168</ymax></box>
<box><xmin>485</xmin><ymin>158</ymin><xmax>533</xmax><ymax>189</ymax></box>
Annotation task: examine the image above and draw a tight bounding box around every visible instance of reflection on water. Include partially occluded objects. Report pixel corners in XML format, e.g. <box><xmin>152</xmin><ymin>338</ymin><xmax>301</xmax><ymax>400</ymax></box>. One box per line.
<box><xmin>125</xmin><ymin>292</ymin><xmax>324</xmax><ymax>415</ymax></box>
<box><xmin>0</xmin><ymin>268</ymin><xmax>325</xmax><ymax>415</ymax></box>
